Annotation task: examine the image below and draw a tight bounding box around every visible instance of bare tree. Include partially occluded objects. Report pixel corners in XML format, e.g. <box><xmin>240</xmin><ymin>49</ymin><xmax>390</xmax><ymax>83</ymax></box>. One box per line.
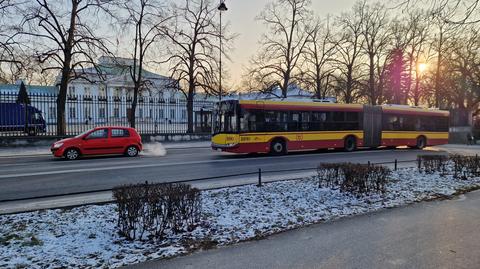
<box><xmin>16</xmin><ymin>0</ymin><xmax>115</xmax><ymax>135</ymax></box>
<box><xmin>357</xmin><ymin>0</ymin><xmax>391</xmax><ymax>105</ymax></box>
<box><xmin>0</xmin><ymin>0</ymin><xmax>24</xmax><ymax>78</ymax></box>
<box><xmin>399</xmin><ymin>0</ymin><xmax>480</xmax><ymax>24</ymax></box>
<box><xmin>331</xmin><ymin>6</ymin><xmax>365</xmax><ymax>103</ymax></box>
<box><xmin>301</xmin><ymin>18</ymin><xmax>336</xmax><ymax>99</ymax></box>
<box><xmin>430</xmin><ymin>6</ymin><xmax>459</xmax><ymax>108</ymax></box>
<box><xmin>443</xmin><ymin>27</ymin><xmax>480</xmax><ymax>109</ymax></box>
<box><xmin>122</xmin><ymin>0</ymin><xmax>170</xmax><ymax>128</ymax></box>
<box><xmin>161</xmin><ymin>0</ymin><xmax>225</xmax><ymax>133</ymax></box>
<box><xmin>248</xmin><ymin>0</ymin><xmax>312</xmax><ymax>98</ymax></box>
<box><xmin>399</xmin><ymin>10</ymin><xmax>430</xmax><ymax>105</ymax></box>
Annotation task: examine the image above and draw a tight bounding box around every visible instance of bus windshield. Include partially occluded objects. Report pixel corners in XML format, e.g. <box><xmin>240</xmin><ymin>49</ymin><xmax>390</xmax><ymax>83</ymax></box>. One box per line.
<box><xmin>213</xmin><ymin>101</ymin><xmax>238</xmax><ymax>134</ymax></box>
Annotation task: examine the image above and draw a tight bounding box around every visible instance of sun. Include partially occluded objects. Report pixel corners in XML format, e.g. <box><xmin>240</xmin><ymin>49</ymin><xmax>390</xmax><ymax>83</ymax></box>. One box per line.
<box><xmin>418</xmin><ymin>63</ymin><xmax>428</xmax><ymax>73</ymax></box>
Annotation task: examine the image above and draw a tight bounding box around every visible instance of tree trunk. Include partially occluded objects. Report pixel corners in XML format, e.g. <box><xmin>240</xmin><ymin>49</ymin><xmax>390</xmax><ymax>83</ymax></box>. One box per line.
<box><xmin>369</xmin><ymin>53</ymin><xmax>376</xmax><ymax>105</ymax></box>
<box><xmin>345</xmin><ymin>65</ymin><xmax>353</xmax><ymax>104</ymax></box>
<box><xmin>130</xmin><ymin>88</ymin><xmax>138</xmax><ymax>128</ymax></box>
<box><xmin>56</xmin><ymin>62</ymin><xmax>71</xmax><ymax>136</ymax></box>
<box><xmin>187</xmin><ymin>85</ymin><xmax>194</xmax><ymax>133</ymax></box>
<box><xmin>315</xmin><ymin>66</ymin><xmax>321</xmax><ymax>99</ymax></box>
<box><xmin>56</xmin><ymin>0</ymin><xmax>77</xmax><ymax>136</ymax></box>
<box><xmin>281</xmin><ymin>71</ymin><xmax>290</xmax><ymax>98</ymax></box>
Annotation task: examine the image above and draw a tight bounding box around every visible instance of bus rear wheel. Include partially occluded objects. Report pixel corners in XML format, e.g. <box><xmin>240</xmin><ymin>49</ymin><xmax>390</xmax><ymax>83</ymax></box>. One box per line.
<box><xmin>270</xmin><ymin>139</ymin><xmax>287</xmax><ymax>155</ymax></box>
<box><xmin>416</xmin><ymin>136</ymin><xmax>427</xmax><ymax>149</ymax></box>
<box><xmin>344</xmin><ymin>136</ymin><xmax>357</xmax><ymax>152</ymax></box>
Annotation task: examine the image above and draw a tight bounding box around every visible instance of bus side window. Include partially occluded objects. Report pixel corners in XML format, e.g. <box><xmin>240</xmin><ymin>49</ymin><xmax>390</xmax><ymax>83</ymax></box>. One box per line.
<box><xmin>289</xmin><ymin>112</ymin><xmax>301</xmax><ymax>131</ymax></box>
<box><xmin>301</xmin><ymin>112</ymin><xmax>311</xmax><ymax>131</ymax></box>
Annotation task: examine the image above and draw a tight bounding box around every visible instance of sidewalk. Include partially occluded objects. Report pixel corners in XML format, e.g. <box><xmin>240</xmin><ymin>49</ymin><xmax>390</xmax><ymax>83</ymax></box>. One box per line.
<box><xmin>429</xmin><ymin>144</ymin><xmax>480</xmax><ymax>156</ymax></box>
<box><xmin>0</xmin><ymin>141</ymin><xmax>211</xmax><ymax>157</ymax></box>
<box><xmin>125</xmin><ymin>190</ymin><xmax>480</xmax><ymax>269</ymax></box>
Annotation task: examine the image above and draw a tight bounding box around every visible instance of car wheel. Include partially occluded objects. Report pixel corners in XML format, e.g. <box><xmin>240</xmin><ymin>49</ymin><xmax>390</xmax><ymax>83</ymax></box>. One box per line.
<box><xmin>416</xmin><ymin>136</ymin><xmax>426</xmax><ymax>149</ymax></box>
<box><xmin>270</xmin><ymin>140</ymin><xmax>286</xmax><ymax>155</ymax></box>
<box><xmin>126</xmin><ymin>146</ymin><xmax>139</xmax><ymax>157</ymax></box>
<box><xmin>344</xmin><ymin>136</ymin><xmax>357</xmax><ymax>152</ymax></box>
<box><xmin>64</xmin><ymin>148</ymin><xmax>80</xmax><ymax>160</ymax></box>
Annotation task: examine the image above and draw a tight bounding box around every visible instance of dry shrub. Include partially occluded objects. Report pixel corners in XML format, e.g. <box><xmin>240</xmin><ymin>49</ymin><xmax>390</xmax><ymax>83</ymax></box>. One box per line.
<box><xmin>113</xmin><ymin>182</ymin><xmax>201</xmax><ymax>241</ymax></box>
<box><xmin>417</xmin><ymin>155</ymin><xmax>448</xmax><ymax>174</ymax></box>
<box><xmin>450</xmin><ymin>154</ymin><xmax>480</xmax><ymax>179</ymax></box>
<box><xmin>317</xmin><ymin>163</ymin><xmax>390</xmax><ymax>196</ymax></box>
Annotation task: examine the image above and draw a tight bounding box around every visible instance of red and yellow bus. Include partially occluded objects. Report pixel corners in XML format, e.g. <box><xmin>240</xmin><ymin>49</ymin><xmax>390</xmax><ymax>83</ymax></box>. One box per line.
<box><xmin>211</xmin><ymin>100</ymin><xmax>449</xmax><ymax>154</ymax></box>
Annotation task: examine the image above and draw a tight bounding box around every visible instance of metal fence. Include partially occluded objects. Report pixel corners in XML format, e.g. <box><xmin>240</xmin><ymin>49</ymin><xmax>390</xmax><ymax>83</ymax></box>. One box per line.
<box><xmin>0</xmin><ymin>92</ymin><xmax>214</xmax><ymax>137</ymax></box>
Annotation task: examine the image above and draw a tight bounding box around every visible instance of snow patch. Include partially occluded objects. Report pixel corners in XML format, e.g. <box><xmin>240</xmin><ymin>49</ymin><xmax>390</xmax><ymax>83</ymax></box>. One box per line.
<box><xmin>1</xmin><ymin>166</ymin><xmax>480</xmax><ymax>269</ymax></box>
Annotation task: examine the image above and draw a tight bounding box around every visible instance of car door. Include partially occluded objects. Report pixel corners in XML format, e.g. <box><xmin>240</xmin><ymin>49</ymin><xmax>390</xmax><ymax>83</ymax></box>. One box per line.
<box><xmin>110</xmin><ymin>128</ymin><xmax>131</xmax><ymax>154</ymax></box>
<box><xmin>82</xmin><ymin>128</ymin><xmax>109</xmax><ymax>155</ymax></box>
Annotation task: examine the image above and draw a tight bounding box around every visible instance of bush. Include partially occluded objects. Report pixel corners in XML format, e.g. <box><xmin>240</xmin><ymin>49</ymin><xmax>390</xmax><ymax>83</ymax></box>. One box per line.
<box><xmin>417</xmin><ymin>155</ymin><xmax>448</xmax><ymax>174</ymax></box>
<box><xmin>317</xmin><ymin>163</ymin><xmax>390</xmax><ymax>196</ymax></box>
<box><xmin>317</xmin><ymin>163</ymin><xmax>342</xmax><ymax>188</ymax></box>
<box><xmin>113</xmin><ymin>182</ymin><xmax>201</xmax><ymax>241</ymax></box>
<box><xmin>450</xmin><ymin>154</ymin><xmax>480</xmax><ymax>179</ymax></box>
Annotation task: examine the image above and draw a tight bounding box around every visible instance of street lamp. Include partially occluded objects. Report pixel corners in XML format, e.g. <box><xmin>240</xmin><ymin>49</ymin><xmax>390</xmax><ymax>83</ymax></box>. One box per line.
<box><xmin>218</xmin><ymin>0</ymin><xmax>227</xmax><ymax>101</ymax></box>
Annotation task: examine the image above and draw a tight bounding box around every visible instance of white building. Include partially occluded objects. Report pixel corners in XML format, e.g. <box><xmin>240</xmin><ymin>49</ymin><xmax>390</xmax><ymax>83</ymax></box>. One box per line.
<box><xmin>59</xmin><ymin>56</ymin><xmax>199</xmax><ymax>125</ymax></box>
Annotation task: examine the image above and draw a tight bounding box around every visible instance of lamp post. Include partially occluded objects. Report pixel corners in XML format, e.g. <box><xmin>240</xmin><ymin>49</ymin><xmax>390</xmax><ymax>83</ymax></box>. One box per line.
<box><xmin>218</xmin><ymin>0</ymin><xmax>227</xmax><ymax>101</ymax></box>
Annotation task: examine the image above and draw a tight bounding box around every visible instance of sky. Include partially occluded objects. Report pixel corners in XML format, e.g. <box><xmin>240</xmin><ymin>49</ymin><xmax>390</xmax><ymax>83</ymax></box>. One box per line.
<box><xmin>218</xmin><ymin>0</ymin><xmax>358</xmax><ymax>88</ymax></box>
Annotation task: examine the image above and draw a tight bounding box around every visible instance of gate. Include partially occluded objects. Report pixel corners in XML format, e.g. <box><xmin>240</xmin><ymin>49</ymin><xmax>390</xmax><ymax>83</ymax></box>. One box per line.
<box><xmin>363</xmin><ymin>105</ymin><xmax>383</xmax><ymax>147</ymax></box>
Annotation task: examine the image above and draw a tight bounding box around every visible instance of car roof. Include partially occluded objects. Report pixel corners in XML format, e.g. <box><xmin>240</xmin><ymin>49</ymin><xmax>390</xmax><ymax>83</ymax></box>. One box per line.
<box><xmin>93</xmin><ymin>126</ymin><xmax>135</xmax><ymax>130</ymax></box>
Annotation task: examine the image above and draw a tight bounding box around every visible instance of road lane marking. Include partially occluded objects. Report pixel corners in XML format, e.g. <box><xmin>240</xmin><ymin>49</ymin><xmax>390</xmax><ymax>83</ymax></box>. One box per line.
<box><xmin>0</xmin><ymin>149</ymin><xmax>421</xmax><ymax>179</ymax></box>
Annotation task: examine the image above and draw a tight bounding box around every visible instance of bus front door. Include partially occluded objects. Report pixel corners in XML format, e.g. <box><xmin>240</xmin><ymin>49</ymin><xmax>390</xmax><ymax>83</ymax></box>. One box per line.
<box><xmin>363</xmin><ymin>105</ymin><xmax>382</xmax><ymax>148</ymax></box>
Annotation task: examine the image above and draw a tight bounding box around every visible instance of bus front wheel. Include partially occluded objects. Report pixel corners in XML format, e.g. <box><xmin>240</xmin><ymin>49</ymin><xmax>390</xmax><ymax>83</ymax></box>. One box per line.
<box><xmin>270</xmin><ymin>139</ymin><xmax>287</xmax><ymax>155</ymax></box>
<box><xmin>344</xmin><ymin>136</ymin><xmax>357</xmax><ymax>152</ymax></box>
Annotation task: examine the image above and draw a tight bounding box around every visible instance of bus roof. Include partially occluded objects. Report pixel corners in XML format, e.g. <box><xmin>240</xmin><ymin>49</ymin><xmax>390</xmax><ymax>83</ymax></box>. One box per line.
<box><xmin>236</xmin><ymin>100</ymin><xmax>449</xmax><ymax>116</ymax></box>
<box><xmin>238</xmin><ymin>100</ymin><xmax>363</xmax><ymax>112</ymax></box>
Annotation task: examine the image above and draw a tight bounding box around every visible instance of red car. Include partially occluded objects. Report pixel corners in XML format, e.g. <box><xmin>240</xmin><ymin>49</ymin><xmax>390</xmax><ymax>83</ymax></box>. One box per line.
<box><xmin>51</xmin><ymin>126</ymin><xmax>143</xmax><ymax>160</ymax></box>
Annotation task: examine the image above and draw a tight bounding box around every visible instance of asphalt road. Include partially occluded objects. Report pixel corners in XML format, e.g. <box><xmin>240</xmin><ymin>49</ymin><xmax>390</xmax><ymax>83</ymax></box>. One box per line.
<box><xmin>125</xmin><ymin>190</ymin><xmax>480</xmax><ymax>269</ymax></box>
<box><xmin>0</xmin><ymin>147</ymin><xmax>441</xmax><ymax>201</ymax></box>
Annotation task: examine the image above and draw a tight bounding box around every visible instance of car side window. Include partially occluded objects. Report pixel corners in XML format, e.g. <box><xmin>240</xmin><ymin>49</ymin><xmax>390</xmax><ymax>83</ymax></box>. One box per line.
<box><xmin>86</xmin><ymin>129</ymin><xmax>108</xmax><ymax>139</ymax></box>
<box><xmin>111</xmin><ymin>129</ymin><xmax>130</xmax><ymax>138</ymax></box>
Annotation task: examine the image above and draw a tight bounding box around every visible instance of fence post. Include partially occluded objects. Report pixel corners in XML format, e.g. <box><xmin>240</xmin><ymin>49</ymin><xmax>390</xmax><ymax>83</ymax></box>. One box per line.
<box><xmin>418</xmin><ymin>158</ymin><xmax>422</xmax><ymax>170</ymax></box>
<box><xmin>394</xmin><ymin>159</ymin><xmax>397</xmax><ymax>171</ymax></box>
<box><xmin>257</xmin><ymin>168</ymin><xmax>262</xmax><ymax>187</ymax></box>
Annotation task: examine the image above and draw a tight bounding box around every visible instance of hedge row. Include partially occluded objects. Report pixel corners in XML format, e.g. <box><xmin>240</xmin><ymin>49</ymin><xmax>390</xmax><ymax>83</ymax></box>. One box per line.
<box><xmin>317</xmin><ymin>163</ymin><xmax>390</xmax><ymax>195</ymax></box>
<box><xmin>417</xmin><ymin>154</ymin><xmax>480</xmax><ymax>179</ymax></box>
<box><xmin>113</xmin><ymin>182</ymin><xmax>201</xmax><ymax>241</ymax></box>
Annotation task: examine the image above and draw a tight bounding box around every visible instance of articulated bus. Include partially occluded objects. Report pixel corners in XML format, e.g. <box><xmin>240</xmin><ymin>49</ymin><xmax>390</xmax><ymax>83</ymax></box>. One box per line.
<box><xmin>211</xmin><ymin>100</ymin><xmax>449</xmax><ymax>154</ymax></box>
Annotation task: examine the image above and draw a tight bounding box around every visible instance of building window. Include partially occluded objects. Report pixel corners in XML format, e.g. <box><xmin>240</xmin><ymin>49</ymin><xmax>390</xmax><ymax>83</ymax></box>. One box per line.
<box><xmin>159</xmin><ymin>109</ymin><xmax>164</xmax><ymax>119</ymax></box>
<box><xmin>114</xmin><ymin>107</ymin><xmax>120</xmax><ymax>118</ymax></box>
<box><xmin>84</xmin><ymin>107</ymin><xmax>91</xmax><ymax>119</ymax></box>
<box><xmin>99</xmin><ymin>86</ymin><xmax>106</xmax><ymax>97</ymax></box>
<box><xmin>114</xmin><ymin>88</ymin><xmax>122</xmax><ymax>98</ymax></box>
<box><xmin>139</xmin><ymin>108</ymin><xmax>143</xmax><ymax>118</ymax></box>
<box><xmin>181</xmin><ymin>109</ymin><xmax>187</xmax><ymax>120</ymax></box>
<box><xmin>69</xmin><ymin>107</ymin><xmax>76</xmax><ymax>119</ymax></box>
<box><xmin>49</xmin><ymin>107</ymin><xmax>55</xmax><ymax>119</ymax></box>
<box><xmin>84</xmin><ymin>87</ymin><xmax>91</xmax><ymax>96</ymax></box>
<box><xmin>68</xmin><ymin>86</ymin><xmax>75</xmax><ymax>98</ymax></box>
<box><xmin>99</xmin><ymin>107</ymin><xmax>106</xmax><ymax>118</ymax></box>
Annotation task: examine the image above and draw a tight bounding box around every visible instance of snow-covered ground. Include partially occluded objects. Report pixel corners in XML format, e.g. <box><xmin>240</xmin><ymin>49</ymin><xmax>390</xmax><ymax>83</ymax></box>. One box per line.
<box><xmin>1</xmin><ymin>166</ymin><xmax>480</xmax><ymax>269</ymax></box>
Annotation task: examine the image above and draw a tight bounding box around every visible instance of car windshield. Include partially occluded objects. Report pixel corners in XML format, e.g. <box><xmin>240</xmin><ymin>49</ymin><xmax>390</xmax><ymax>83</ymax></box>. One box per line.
<box><xmin>75</xmin><ymin>129</ymin><xmax>95</xmax><ymax>138</ymax></box>
<box><xmin>213</xmin><ymin>101</ymin><xmax>238</xmax><ymax>134</ymax></box>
